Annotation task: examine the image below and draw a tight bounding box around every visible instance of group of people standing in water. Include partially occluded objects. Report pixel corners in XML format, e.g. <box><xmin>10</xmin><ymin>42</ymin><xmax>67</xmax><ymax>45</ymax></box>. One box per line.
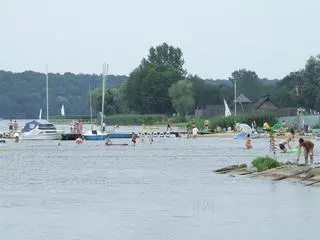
<box><xmin>245</xmin><ymin>128</ymin><xmax>315</xmax><ymax>165</ymax></box>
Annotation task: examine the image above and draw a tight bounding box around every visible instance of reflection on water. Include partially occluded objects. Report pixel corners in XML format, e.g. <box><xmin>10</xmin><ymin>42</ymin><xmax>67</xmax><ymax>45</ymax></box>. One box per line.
<box><xmin>0</xmin><ymin>137</ymin><xmax>320</xmax><ymax>240</ymax></box>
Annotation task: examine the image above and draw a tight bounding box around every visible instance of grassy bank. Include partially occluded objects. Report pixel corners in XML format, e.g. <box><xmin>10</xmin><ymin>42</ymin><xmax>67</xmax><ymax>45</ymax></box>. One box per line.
<box><xmin>50</xmin><ymin>114</ymin><xmax>277</xmax><ymax>129</ymax></box>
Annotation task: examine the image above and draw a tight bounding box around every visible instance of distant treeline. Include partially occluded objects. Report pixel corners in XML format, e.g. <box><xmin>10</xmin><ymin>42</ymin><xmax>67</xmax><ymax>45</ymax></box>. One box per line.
<box><xmin>1</xmin><ymin>42</ymin><xmax>319</xmax><ymax>119</ymax></box>
<box><xmin>0</xmin><ymin>70</ymin><xmax>127</xmax><ymax>118</ymax></box>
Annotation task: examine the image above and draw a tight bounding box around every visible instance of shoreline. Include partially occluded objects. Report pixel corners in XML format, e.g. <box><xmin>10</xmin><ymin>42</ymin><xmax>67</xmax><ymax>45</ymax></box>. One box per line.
<box><xmin>215</xmin><ymin>163</ymin><xmax>320</xmax><ymax>187</ymax></box>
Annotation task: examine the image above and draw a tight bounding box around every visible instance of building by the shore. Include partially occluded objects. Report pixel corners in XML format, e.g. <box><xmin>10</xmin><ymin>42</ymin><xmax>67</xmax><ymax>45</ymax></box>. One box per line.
<box><xmin>195</xmin><ymin>94</ymin><xmax>297</xmax><ymax>117</ymax></box>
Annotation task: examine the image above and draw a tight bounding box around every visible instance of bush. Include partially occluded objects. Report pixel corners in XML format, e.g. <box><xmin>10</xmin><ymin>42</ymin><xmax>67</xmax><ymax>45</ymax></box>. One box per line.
<box><xmin>312</xmin><ymin>123</ymin><xmax>320</xmax><ymax>129</ymax></box>
<box><xmin>251</xmin><ymin>156</ymin><xmax>280</xmax><ymax>172</ymax></box>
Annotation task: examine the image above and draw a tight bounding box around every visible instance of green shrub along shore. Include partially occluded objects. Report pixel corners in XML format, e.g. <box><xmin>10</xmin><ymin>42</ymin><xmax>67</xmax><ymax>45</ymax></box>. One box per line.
<box><xmin>50</xmin><ymin>114</ymin><xmax>277</xmax><ymax>131</ymax></box>
<box><xmin>186</xmin><ymin>114</ymin><xmax>276</xmax><ymax>132</ymax></box>
<box><xmin>103</xmin><ymin>114</ymin><xmax>276</xmax><ymax>131</ymax></box>
<box><xmin>252</xmin><ymin>156</ymin><xmax>281</xmax><ymax>172</ymax></box>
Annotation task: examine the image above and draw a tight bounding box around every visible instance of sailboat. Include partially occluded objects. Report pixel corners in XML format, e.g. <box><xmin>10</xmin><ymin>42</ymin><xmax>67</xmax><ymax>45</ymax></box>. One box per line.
<box><xmin>39</xmin><ymin>108</ymin><xmax>42</xmax><ymax>119</ymax></box>
<box><xmin>61</xmin><ymin>105</ymin><xmax>65</xmax><ymax>116</ymax></box>
<box><xmin>224</xmin><ymin>99</ymin><xmax>232</xmax><ymax>117</ymax></box>
<box><xmin>83</xmin><ymin>64</ymin><xmax>108</xmax><ymax>140</ymax></box>
<box><xmin>22</xmin><ymin>66</ymin><xmax>62</xmax><ymax>140</ymax></box>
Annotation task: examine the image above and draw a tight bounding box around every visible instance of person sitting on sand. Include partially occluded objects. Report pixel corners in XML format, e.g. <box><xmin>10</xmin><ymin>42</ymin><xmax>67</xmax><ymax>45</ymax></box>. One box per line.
<box><xmin>297</xmin><ymin>138</ymin><xmax>314</xmax><ymax>165</ymax></box>
<box><xmin>279</xmin><ymin>136</ymin><xmax>293</xmax><ymax>153</ymax></box>
<box><xmin>245</xmin><ymin>134</ymin><xmax>252</xmax><ymax>149</ymax></box>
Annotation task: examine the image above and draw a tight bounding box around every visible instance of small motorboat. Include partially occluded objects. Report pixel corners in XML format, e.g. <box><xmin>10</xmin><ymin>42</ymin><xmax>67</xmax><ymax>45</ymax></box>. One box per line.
<box><xmin>83</xmin><ymin>130</ymin><xmax>107</xmax><ymax>140</ymax></box>
<box><xmin>106</xmin><ymin>133</ymin><xmax>132</xmax><ymax>139</ymax></box>
<box><xmin>21</xmin><ymin>119</ymin><xmax>62</xmax><ymax>140</ymax></box>
<box><xmin>315</xmin><ymin>133</ymin><xmax>320</xmax><ymax>140</ymax></box>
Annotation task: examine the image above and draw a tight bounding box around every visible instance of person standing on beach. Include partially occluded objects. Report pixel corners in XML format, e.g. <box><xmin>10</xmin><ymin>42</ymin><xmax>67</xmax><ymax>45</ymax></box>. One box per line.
<box><xmin>166</xmin><ymin>119</ymin><xmax>173</xmax><ymax>132</ymax></box>
<box><xmin>192</xmin><ymin>125</ymin><xmax>199</xmax><ymax>138</ymax></box>
<box><xmin>297</xmin><ymin>138</ymin><xmax>314</xmax><ymax>165</ymax></box>
<box><xmin>8</xmin><ymin>120</ymin><xmax>14</xmax><ymax>132</ymax></box>
<box><xmin>251</xmin><ymin>120</ymin><xmax>257</xmax><ymax>133</ymax></box>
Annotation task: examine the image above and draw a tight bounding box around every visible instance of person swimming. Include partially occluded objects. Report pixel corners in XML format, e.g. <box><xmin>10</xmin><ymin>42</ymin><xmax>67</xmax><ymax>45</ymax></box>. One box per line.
<box><xmin>245</xmin><ymin>134</ymin><xmax>252</xmax><ymax>149</ymax></box>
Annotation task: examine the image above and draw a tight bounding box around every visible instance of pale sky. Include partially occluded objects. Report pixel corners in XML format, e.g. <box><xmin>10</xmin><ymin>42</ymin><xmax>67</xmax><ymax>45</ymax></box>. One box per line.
<box><xmin>1</xmin><ymin>0</ymin><xmax>320</xmax><ymax>79</ymax></box>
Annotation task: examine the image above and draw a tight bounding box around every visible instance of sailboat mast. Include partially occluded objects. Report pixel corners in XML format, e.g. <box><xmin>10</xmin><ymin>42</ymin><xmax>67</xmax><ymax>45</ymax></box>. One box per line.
<box><xmin>89</xmin><ymin>85</ymin><xmax>93</xmax><ymax>130</ymax></box>
<box><xmin>46</xmin><ymin>65</ymin><xmax>49</xmax><ymax>121</ymax></box>
<box><xmin>234</xmin><ymin>80</ymin><xmax>237</xmax><ymax>116</ymax></box>
<box><xmin>101</xmin><ymin>63</ymin><xmax>108</xmax><ymax>129</ymax></box>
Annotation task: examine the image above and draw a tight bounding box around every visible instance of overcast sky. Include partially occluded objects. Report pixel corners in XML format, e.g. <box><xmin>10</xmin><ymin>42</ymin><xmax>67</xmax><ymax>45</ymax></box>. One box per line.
<box><xmin>1</xmin><ymin>0</ymin><xmax>320</xmax><ymax>79</ymax></box>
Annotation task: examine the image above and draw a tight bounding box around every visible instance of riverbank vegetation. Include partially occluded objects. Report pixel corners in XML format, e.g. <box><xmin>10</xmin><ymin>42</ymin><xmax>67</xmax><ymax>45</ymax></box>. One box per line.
<box><xmin>186</xmin><ymin>114</ymin><xmax>276</xmax><ymax>131</ymax></box>
<box><xmin>252</xmin><ymin>156</ymin><xmax>280</xmax><ymax>172</ymax></box>
<box><xmin>1</xmin><ymin>43</ymin><xmax>320</xmax><ymax>119</ymax></box>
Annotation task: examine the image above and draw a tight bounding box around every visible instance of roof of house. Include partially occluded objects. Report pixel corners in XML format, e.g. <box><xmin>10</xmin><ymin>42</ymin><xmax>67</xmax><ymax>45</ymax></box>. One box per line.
<box><xmin>233</xmin><ymin>94</ymin><xmax>252</xmax><ymax>103</ymax></box>
<box><xmin>253</xmin><ymin>95</ymin><xmax>279</xmax><ymax>109</ymax></box>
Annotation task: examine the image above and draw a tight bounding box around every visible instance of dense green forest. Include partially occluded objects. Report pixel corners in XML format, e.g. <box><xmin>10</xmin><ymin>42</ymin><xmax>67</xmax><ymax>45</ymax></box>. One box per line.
<box><xmin>1</xmin><ymin>42</ymin><xmax>320</xmax><ymax>119</ymax></box>
<box><xmin>0</xmin><ymin>71</ymin><xmax>127</xmax><ymax>118</ymax></box>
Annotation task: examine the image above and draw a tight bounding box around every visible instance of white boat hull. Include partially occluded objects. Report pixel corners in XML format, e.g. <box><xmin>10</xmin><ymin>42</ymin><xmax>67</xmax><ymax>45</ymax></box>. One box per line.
<box><xmin>22</xmin><ymin>132</ymin><xmax>62</xmax><ymax>140</ymax></box>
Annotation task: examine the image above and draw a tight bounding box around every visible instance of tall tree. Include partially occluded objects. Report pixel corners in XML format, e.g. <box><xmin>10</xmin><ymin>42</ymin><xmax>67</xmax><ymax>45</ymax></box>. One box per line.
<box><xmin>168</xmin><ymin>80</ymin><xmax>195</xmax><ymax>117</ymax></box>
<box><xmin>188</xmin><ymin>75</ymin><xmax>224</xmax><ymax>108</ymax></box>
<box><xmin>300</xmin><ymin>55</ymin><xmax>320</xmax><ymax>109</ymax></box>
<box><xmin>91</xmin><ymin>86</ymin><xmax>127</xmax><ymax>115</ymax></box>
<box><xmin>125</xmin><ymin>43</ymin><xmax>185</xmax><ymax>114</ymax></box>
<box><xmin>229</xmin><ymin>69</ymin><xmax>262</xmax><ymax>101</ymax></box>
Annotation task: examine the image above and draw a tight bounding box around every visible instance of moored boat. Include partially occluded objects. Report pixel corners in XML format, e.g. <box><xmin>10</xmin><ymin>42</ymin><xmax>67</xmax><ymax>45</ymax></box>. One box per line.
<box><xmin>21</xmin><ymin>119</ymin><xmax>62</xmax><ymax>140</ymax></box>
<box><xmin>83</xmin><ymin>130</ymin><xmax>107</xmax><ymax>140</ymax></box>
<box><xmin>106</xmin><ymin>132</ymin><xmax>132</xmax><ymax>139</ymax></box>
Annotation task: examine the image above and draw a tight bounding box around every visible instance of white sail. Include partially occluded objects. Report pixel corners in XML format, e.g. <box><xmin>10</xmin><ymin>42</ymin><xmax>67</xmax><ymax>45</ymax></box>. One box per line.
<box><xmin>39</xmin><ymin>108</ymin><xmax>42</xmax><ymax>119</ymax></box>
<box><xmin>224</xmin><ymin>99</ymin><xmax>232</xmax><ymax>117</ymax></box>
<box><xmin>61</xmin><ymin>105</ymin><xmax>65</xmax><ymax>116</ymax></box>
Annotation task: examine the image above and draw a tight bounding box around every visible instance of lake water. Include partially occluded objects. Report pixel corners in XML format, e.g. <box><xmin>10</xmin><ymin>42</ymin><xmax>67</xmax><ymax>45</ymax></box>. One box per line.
<box><xmin>1</xmin><ymin>136</ymin><xmax>320</xmax><ymax>239</ymax></box>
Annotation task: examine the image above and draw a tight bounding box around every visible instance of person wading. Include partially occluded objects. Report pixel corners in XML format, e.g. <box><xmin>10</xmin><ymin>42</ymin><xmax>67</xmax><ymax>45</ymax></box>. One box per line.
<box><xmin>297</xmin><ymin>138</ymin><xmax>314</xmax><ymax>165</ymax></box>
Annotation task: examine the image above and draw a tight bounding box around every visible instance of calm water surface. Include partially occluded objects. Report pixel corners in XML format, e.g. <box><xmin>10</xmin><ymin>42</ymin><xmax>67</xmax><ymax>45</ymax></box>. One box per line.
<box><xmin>1</xmin><ymin>137</ymin><xmax>320</xmax><ymax>240</ymax></box>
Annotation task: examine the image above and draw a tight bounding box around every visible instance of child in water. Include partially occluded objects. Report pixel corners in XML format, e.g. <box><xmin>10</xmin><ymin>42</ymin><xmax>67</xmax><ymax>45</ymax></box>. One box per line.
<box><xmin>105</xmin><ymin>136</ymin><xmax>112</xmax><ymax>145</ymax></box>
<box><xmin>246</xmin><ymin>134</ymin><xmax>252</xmax><ymax>149</ymax></box>
<box><xmin>131</xmin><ymin>132</ymin><xmax>137</xmax><ymax>146</ymax></box>
<box><xmin>279</xmin><ymin>136</ymin><xmax>292</xmax><ymax>153</ymax></box>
